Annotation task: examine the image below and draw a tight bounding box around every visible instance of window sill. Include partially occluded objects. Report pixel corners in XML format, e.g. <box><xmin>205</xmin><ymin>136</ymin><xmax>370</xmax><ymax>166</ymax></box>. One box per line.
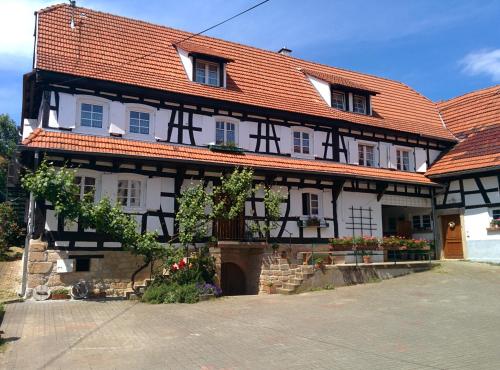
<box><xmin>208</xmin><ymin>144</ymin><xmax>244</xmax><ymax>153</ymax></box>
<box><xmin>486</xmin><ymin>227</ymin><xmax>500</xmax><ymax>232</ymax></box>
<box><xmin>297</xmin><ymin>219</ymin><xmax>329</xmax><ymax>228</ymax></box>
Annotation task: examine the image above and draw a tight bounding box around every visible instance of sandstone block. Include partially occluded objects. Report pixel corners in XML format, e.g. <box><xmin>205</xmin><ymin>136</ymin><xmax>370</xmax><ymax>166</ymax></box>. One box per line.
<box><xmin>28</xmin><ymin>262</ymin><xmax>53</xmax><ymax>274</ymax></box>
<box><xmin>30</xmin><ymin>240</ymin><xmax>48</xmax><ymax>252</ymax></box>
<box><xmin>27</xmin><ymin>274</ymin><xmax>47</xmax><ymax>288</ymax></box>
<box><xmin>29</xmin><ymin>252</ymin><xmax>47</xmax><ymax>262</ymax></box>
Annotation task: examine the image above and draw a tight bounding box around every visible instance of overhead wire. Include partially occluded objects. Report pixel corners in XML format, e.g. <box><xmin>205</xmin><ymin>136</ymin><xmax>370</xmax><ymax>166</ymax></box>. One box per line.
<box><xmin>51</xmin><ymin>0</ymin><xmax>271</xmax><ymax>86</ymax></box>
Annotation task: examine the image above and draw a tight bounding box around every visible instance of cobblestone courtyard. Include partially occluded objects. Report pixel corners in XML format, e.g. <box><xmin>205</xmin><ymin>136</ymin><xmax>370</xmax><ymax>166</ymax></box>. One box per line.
<box><xmin>1</xmin><ymin>261</ymin><xmax>500</xmax><ymax>370</ymax></box>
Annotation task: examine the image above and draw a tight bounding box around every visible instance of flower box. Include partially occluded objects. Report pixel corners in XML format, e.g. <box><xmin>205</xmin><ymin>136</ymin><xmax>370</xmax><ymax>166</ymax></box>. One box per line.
<box><xmin>51</xmin><ymin>293</ymin><xmax>71</xmax><ymax>300</ymax></box>
<box><xmin>208</xmin><ymin>144</ymin><xmax>244</xmax><ymax>153</ymax></box>
<box><xmin>298</xmin><ymin>219</ymin><xmax>329</xmax><ymax>228</ymax></box>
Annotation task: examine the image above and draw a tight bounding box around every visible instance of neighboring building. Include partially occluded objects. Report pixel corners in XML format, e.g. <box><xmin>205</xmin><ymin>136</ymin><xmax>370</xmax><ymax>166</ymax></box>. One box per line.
<box><xmin>17</xmin><ymin>4</ymin><xmax>496</xmax><ymax>296</ymax></box>
<box><xmin>429</xmin><ymin>86</ymin><xmax>500</xmax><ymax>262</ymax></box>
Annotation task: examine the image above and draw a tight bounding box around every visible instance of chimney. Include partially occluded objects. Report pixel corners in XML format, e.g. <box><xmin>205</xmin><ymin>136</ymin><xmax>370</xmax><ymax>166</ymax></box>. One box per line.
<box><xmin>277</xmin><ymin>47</ymin><xmax>292</xmax><ymax>56</ymax></box>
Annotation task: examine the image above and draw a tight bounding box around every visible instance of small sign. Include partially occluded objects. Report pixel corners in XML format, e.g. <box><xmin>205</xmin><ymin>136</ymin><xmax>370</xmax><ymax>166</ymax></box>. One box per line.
<box><xmin>56</xmin><ymin>259</ymin><xmax>74</xmax><ymax>273</ymax></box>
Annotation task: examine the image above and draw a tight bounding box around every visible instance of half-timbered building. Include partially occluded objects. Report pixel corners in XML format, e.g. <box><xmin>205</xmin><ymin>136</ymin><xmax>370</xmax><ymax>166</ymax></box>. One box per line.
<box><xmin>428</xmin><ymin>86</ymin><xmax>500</xmax><ymax>262</ymax></box>
<box><xmin>18</xmin><ymin>4</ymin><xmax>496</xmax><ymax>296</ymax></box>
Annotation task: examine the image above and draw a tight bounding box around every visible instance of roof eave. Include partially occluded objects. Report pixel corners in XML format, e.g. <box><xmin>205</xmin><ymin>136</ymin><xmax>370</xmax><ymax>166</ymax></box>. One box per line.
<box><xmin>18</xmin><ymin>143</ymin><xmax>437</xmax><ymax>187</ymax></box>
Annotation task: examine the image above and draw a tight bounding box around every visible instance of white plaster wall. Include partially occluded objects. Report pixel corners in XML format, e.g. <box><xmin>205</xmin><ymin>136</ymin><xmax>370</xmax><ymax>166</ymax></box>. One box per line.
<box><xmin>337</xmin><ymin>191</ymin><xmax>383</xmax><ymax>238</ymax></box>
<box><xmin>428</xmin><ymin>149</ymin><xmax>441</xmax><ymax>165</ymax></box>
<box><xmin>314</xmin><ymin>130</ymin><xmax>327</xmax><ymax>158</ymax></box>
<box><xmin>307</xmin><ymin>75</ymin><xmax>331</xmax><ymax>106</ymax></box>
<box><xmin>177</xmin><ymin>47</ymin><xmax>193</xmax><ymax>81</ymax></box>
<box><xmin>465</xmin><ymin>208</ymin><xmax>500</xmax><ymax>241</ymax></box>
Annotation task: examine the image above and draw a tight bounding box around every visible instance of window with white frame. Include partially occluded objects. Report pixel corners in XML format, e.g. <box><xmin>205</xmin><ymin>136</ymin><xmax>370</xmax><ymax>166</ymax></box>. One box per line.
<box><xmin>129</xmin><ymin>111</ymin><xmax>150</xmax><ymax>135</ymax></box>
<box><xmin>195</xmin><ymin>60</ymin><xmax>220</xmax><ymax>86</ymax></box>
<box><xmin>302</xmin><ymin>193</ymin><xmax>320</xmax><ymax>217</ymax></box>
<box><xmin>396</xmin><ymin>149</ymin><xmax>411</xmax><ymax>171</ymax></box>
<box><xmin>117</xmin><ymin>179</ymin><xmax>143</xmax><ymax>208</ymax></box>
<box><xmin>80</xmin><ymin>103</ymin><xmax>103</xmax><ymax>128</ymax></box>
<box><xmin>215</xmin><ymin>121</ymin><xmax>236</xmax><ymax>145</ymax></box>
<box><xmin>358</xmin><ymin>144</ymin><xmax>375</xmax><ymax>167</ymax></box>
<box><xmin>331</xmin><ymin>91</ymin><xmax>346</xmax><ymax>110</ymax></box>
<box><xmin>74</xmin><ymin>176</ymin><xmax>96</xmax><ymax>201</ymax></box>
<box><xmin>353</xmin><ymin>95</ymin><xmax>367</xmax><ymax>114</ymax></box>
<box><xmin>412</xmin><ymin>214</ymin><xmax>432</xmax><ymax>230</ymax></box>
<box><xmin>293</xmin><ymin>130</ymin><xmax>311</xmax><ymax>155</ymax></box>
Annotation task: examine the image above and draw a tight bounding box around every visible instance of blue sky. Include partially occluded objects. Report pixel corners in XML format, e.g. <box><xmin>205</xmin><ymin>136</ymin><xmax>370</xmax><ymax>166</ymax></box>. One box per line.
<box><xmin>1</xmin><ymin>0</ymin><xmax>499</xmax><ymax>125</ymax></box>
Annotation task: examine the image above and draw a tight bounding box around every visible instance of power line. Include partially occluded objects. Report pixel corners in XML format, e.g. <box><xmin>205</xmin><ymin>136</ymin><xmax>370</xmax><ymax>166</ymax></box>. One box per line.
<box><xmin>174</xmin><ymin>0</ymin><xmax>270</xmax><ymax>46</ymax></box>
<box><xmin>52</xmin><ymin>0</ymin><xmax>271</xmax><ymax>86</ymax></box>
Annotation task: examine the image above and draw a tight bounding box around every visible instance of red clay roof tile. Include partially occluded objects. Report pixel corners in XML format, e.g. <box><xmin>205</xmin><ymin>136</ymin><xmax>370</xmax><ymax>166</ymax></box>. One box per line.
<box><xmin>34</xmin><ymin>4</ymin><xmax>455</xmax><ymax>142</ymax></box>
<box><xmin>427</xmin><ymin>86</ymin><xmax>500</xmax><ymax>177</ymax></box>
<box><xmin>22</xmin><ymin>129</ymin><xmax>436</xmax><ymax>186</ymax></box>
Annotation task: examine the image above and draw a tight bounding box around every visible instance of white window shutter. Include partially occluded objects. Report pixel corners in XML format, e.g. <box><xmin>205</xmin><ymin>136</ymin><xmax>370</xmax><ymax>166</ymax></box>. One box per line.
<box><xmin>388</xmin><ymin>146</ymin><xmax>397</xmax><ymax>169</ymax></box>
<box><xmin>109</xmin><ymin>101</ymin><xmax>126</xmax><ymax>135</ymax></box>
<box><xmin>101</xmin><ymin>174</ymin><xmax>118</xmax><ymax>203</ymax></box>
<box><xmin>155</xmin><ymin>109</ymin><xmax>171</xmax><ymax>141</ymax></box>
<box><xmin>146</xmin><ymin>177</ymin><xmax>162</xmax><ymax>211</ymax></box>
<box><xmin>379</xmin><ymin>143</ymin><xmax>388</xmax><ymax>168</ymax></box>
<box><xmin>279</xmin><ymin>126</ymin><xmax>291</xmax><ymax>154</ymax></box>
<box><xmin>348</xmin><ymin>139</ymin><xmax>358</xmax><ymax>165</ymax></box>
<box><xmin>415</xmin><ymin>148</ymin><xmax>427</xmax><ymax>172</ymax></box>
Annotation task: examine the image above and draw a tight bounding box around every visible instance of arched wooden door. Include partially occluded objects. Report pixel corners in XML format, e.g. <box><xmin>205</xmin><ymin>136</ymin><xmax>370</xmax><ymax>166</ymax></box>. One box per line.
<box><xmin>441</xmin><ymin>214</ymin><xmax>464</xmax><ymax>259</ymax></box>
<box><xmin>221</xmin><ymin>262</ymin><xmax>246</xmax><ymax>296</ymax></box>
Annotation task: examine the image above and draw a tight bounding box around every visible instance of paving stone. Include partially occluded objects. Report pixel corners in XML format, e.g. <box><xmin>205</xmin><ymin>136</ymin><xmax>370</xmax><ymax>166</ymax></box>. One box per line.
<box><xmin>1</xmin><ymin>262</ymin><xmax>500</xmax><ymax>370</ymax></box>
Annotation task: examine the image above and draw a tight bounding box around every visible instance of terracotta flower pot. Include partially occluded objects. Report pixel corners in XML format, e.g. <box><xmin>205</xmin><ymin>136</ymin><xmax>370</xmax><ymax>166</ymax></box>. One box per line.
<box><xmin>51</xmin><ymin>293</ymin><xmax>70</xmax><ymax>300</ymax></box>
<box><xmin>362</xmin><ymin>255</ymin><xmax>372</xmax><ymax>264</ymax></box>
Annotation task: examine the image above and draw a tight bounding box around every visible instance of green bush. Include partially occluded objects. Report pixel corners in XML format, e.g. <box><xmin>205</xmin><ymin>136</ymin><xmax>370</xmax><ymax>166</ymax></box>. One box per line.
<box><xmin>0</xmin><ymin>203</ymin><xmax>25</xmax><ymax>254</ymax></box>
<box><xmin>142</xmin><ymin>282</ymin><xmax>200</xmax><ymax>304</ymax></box>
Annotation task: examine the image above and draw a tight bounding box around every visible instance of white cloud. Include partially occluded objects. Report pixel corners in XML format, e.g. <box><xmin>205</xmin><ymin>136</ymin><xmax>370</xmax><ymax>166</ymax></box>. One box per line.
<box><xmin>0</xmin><ymin>0</ymin><xmax>59</xmax><ymax>70</ymax></box>
<box><xmin>461</xmin><ymin>49</ymin><xmax>500</xmax><ymax>82</ymax></box>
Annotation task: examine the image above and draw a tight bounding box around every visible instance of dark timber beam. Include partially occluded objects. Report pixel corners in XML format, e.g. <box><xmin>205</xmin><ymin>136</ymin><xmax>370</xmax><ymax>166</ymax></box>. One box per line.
<box><xmin>474</xmin><ymin>177</ymin><xmax>491</xmax><ymax>204</ymax></box>
<box><xmin>376</xmin><ymin>182</ymin><xmax>389</xmax><ymax>201</ymax></box>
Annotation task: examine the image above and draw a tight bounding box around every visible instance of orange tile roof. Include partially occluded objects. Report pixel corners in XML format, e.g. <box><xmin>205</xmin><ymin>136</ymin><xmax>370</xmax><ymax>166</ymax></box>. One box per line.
<box><xmin>427</xmin><ymin>86</ymin><xmax>500</xmax><ymax>177</ymax></box>
<box><xmin>35</xmin><ymin>4</ymin><xmax>455</xmax><ymax>142</ymax></box>
<box><xmin>300</xmin><ymin>68</ymin><xmax>379</xmax><ymax>94</ymax></box>
<box><xmin>22</xmin><ymin>129</ymin><xmax>437</xmax><ymax>186</ymax></box>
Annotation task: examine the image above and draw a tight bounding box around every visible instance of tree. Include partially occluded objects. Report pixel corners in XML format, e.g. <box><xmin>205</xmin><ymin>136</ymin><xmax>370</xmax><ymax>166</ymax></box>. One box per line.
<box><xmin>0</xmin><ymin>114</ymin><xmax>19</xmax><ymax>201</ymax></box>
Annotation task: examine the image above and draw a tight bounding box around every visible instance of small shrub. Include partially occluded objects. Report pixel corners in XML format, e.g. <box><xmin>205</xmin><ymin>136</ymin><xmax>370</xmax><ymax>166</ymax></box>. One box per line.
<box><xmin>142</xmin><ymin>282</ymin><xmax>201</xmax><ymax>304</ymax></box>
<box><xmin>0</xmin><ymin>203</ymin><xmax>25</xmax><ymax>254</ymax></box>
<box><xmin>51</xmin><ymin>288</ymin><xmax>69</xmax><ymax>295</ymax></box>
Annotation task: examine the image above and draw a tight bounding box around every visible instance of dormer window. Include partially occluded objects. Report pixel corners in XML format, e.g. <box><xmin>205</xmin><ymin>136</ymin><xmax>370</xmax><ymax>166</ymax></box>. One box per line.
<box><xmin>331</xmin><ymin>91</ymin><xmax>346</xmax><ymax>110</ymax></box>
<box><xmin>353</xmin><ymin>95</ymin><xmax>367</xmax><ymax>114</ymax></box>
<box><xmin>195</xmin><ymin>60</ymin><xmax>220</xmax><ymax>86</ymax></box>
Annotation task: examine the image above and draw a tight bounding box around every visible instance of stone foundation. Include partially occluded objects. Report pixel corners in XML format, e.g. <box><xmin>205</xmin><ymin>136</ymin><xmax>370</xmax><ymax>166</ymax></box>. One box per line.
<box><xmin>26</xmin><ymin>239</ymin><xmax>151</xmax><ymax>297</ymax></box>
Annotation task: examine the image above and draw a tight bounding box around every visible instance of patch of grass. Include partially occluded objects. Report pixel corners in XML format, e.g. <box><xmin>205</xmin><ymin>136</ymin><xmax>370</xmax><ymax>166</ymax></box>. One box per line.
<box><xmin>366</xmin><ymin>277</ymin><xmax>382</xmax><ymax>283</ymax></box>
<box><xmin>0</xmin><ymin>246</ymin><xmax>23</xmax><ymax>262</ymax></box>
<box><xmin>432</xmin><ymin>265</ymin><xmax>449</xmax><ymax>274</ymax></box>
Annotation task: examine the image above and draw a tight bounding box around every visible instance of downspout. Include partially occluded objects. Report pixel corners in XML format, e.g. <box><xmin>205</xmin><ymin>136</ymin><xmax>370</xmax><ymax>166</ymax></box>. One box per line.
<box><xmin>430</xmin><ymin>187</ymin><xmax>439</xmax><ymax>260</ymax></box>
<box><xmin>19</xmin><ymin>150</ymin><xmax>39</xmax><ymax>298</ymax></box>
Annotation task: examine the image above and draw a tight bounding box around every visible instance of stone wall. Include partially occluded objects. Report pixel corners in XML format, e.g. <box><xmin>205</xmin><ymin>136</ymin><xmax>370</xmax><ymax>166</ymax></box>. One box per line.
<box><xmin>27</xmin><ymin>239</ymin><xmax>151</xmax><ymax>297</ymax></box>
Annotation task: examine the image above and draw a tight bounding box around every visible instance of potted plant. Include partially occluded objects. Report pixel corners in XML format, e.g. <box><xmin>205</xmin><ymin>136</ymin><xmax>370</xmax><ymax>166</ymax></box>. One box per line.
<box><xmin>51</xmin><ymin>288</ymin><xmax>71</xmax><ymax>300</ymax></box>
<box><xmin>312</xmin><ymin>256</ymin><xmax>325</xmax><ymax>270</ymax></box>
<box><xmin>329</xmin><ymin>237</ymin><xmax>354</xmax><ymax>251</ymax></box>
<box><xmin>271</xmin><ymin>243</ymin><xmax>279</xmax><ymax>255</ymax></box>
<box><xmin>490</xmin><ymin>219</ymin><xmax>500</xmax><ymax>229</ymax></box>
<box><xmin>362</xmin><ymin>254</ymin><xmax>372</xmax><ymax>264</ymax></box>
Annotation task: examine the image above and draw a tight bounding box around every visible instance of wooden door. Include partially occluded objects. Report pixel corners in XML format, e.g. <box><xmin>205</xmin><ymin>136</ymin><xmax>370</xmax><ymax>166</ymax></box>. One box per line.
<box><xmin>221</xmin><ymin>262</ymin><xmax>246</xmax><ymax>295</ymax></box>
<box><xmin>441</xmin><ymin>214</ymin><xmax>464</xmax><ymax>259</ymax></box>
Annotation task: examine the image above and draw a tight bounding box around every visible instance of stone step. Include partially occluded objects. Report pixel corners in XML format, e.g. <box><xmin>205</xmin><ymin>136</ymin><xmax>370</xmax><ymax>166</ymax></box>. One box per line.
<box><xmin>276</xmin><ymin>287</ymin><xmax>295</xmax><ymax>295</ymax></box>
<box><xmin>283</xmin><ymin>282</ymin><xmax>300</xmax><ymax>290</ymax></box>
<box><xmin>290</xmin><ymin>278</ymin><xmax>304</xmax><ymax>285</ymax></box>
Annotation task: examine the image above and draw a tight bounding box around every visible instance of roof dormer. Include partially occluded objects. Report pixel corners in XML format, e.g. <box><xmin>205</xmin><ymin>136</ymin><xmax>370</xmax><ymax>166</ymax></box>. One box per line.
<box><xmin>301</xmin><ymin>68</ymin><xmax>378</xmax><ymax>116</ymax></box>
<box><xmin>175</xmin><ymin>42</ymin><xmax>233</xmax><ymax>88</ymax></box>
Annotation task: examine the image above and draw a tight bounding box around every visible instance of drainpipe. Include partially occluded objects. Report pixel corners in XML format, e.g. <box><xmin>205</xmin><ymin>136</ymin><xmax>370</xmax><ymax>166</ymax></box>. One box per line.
<box><xmin>430</xmin><ymin>187</ymin><xmax>438</xmax><ymax>260</ymax></box>
<box><xmin>19</xmin><ymin>150</ymin><xmax>39</xmax><ymax>298</ymax></box>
